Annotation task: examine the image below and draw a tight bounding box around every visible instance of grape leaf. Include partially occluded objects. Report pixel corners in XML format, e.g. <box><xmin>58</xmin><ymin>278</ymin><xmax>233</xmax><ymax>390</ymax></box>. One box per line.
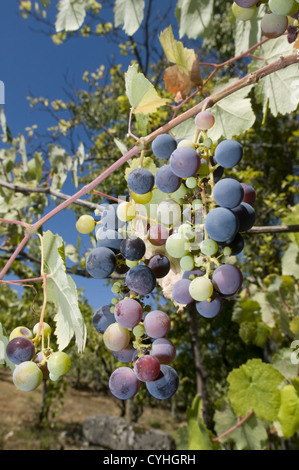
<box><xmin>159</xmin><ymin>25</ymin><xmax>196</xmax><ymax>75</ymax></box>
<box><xmin>186</xmin><ymin>396</ymin><xmax>213</xmax><ymax>450</ymax></box>
<box><xmin>0</xmin><ymin>322</ymin><xmax>15</xmax><ymax>371</ymax></box>
<box><xmin>278</xmin><ymin>385</ymin><xmax>299</xmax><ymax>439</ymax></box>
<box><xmin>175</xmin><ymin>0</ymin><xmax>214</xmax><ymax>40</ymax></box>
<box><xmin>282</xmin><ymin>242</ymin><xmax>299</xmax><ymax>279</ymax></box>
<box><xmin>43</xmin><ymin>230</ymin><xmax>87</xmax><ymax>353</ymax></box>
<box><xmin>233</xmin><ymin>4</ymin><xmax>265</xmax><ymax>56</ymax></box>
<box><xmin>55</xmin><ymin>0</ymin><xmax>87</xmax><ymax>32</ymax></box>
<box><xmin>114</xmin><ymin>0</ymin><xmax>145</xmax><ymax>36</ymax></box>
<box><xmin>125</xmin><ymin>64</ymin><xmax>169</xmax><ymax>114</ymax></box>
<box><xmin>227</xmin><ymin>358</ymin><xmax>284</xmax><ymax>422</ymax></box>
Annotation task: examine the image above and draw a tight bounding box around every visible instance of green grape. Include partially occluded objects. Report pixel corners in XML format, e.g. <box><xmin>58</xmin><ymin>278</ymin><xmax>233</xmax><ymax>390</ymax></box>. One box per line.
<box><xmin>133</xmin><ymin>324</ymin><xmax>145</xmax><ymax>338</ymax></box>
<box><xmin>111</xmin><ymin>297</ymin><xmax>119</xmax><ymax>305</ymax></box>
<box><xmin>200</xmin><ymin>239</ymin><xmax>218</xmax><ymax>256</ymax></box>
<box><xmin>165</xmin><ymin>233</ymin><xmax>190</xmax><ymax>258</ymax></box>
<box><xmin>232</xmin><ymin>2</ymin><xmax>257</xmax><ymax>20</ymax></box>
<box><xmin>103</xmin><ymin>323</ymin><xmax>130</xmax><ymax>351</ymax></box>
<box><xmin>261</xmin><ymin>13</ymin><xmax>288</xmax><ymax>38</ymax></box>
<box><xmin>178</xmin><ymin>223</ymin><xmax>195</xmax><ymax>241</ymax></box>
<box><xmin>192</xmin><ymin>199</ymin><xmax>203</xmax><ymax>210</ymax></box>
<box><xmin>131</xmin><ymin>191</ymin><xmax>152</xmax><ymax>204</ymax></box>
<box><xmin>13</xmin><ymin>361</ymin><xmax>43</xmax><ymax>392</ymax></box>
<box><xmin>33</xmin><ymin>322</ymin><xmax>51</xmax><ymax>339</ymax></box>
<box><xmin>111</xmin><ymin>283</ymin><xmax>121</xmax><ymax>294</ymax></box>
<box><xmin>126</xmin><ymin>259</ymin><xmax>138</xmax><ymax>268</ymax></box>
<box><xmin>223</xmin><ymin>246</ymin><xmax>232</xmax><ymax>256</ymax></box>
<box><xmin>9</xmin><ymin>326</ymin><xmax>32</xmax><ymax>341</ymax></box>
<box><xmin>197</xmin><ymin>159</ymin><xmax>210</xmax><ymax>177</ymax></box>
<box><xmin>47</xmin><ymin>351</ymin><xmax>71</xmax><ymax>379</ymax></box>
<box><xmin>186</xmin><ymin>177</ymin><xmax>197</xmax><ymax>189</ymax></box>
<box><xmin>269</xmin><ymin>0</ymin><xmax>297</xmax><ymax>15</ymax></box>
<box><xmin>76</xmin><ymin>214</ymin><xmax>95</xmax><ymax>234</ymax></box>
<box><xmin>172</xmin><ymin>183</ymin><xmax>187</xmax><ymax>200</ymax></box>
<box><xmin>157</xmin><ymin>200</ymin><xmax>182</xmax><ymax>226</ymax></box>
<box><xmin>117</xmin><ymin>201</ymin><xmax>136</xmax><ymax>222</ymax></box>
<box><xmin>177</xmin><ymin>139</ymin><xmax>195</xmax><ymax>149</ymax></box>
<box><xmin>180</xmin><ymin>255</ymin><xmax>195</xmax><ymax>271</ymax></box>
<box><xmin>189</xmin><ymin>276</ymin><xmax>213</xmax><ymax>301</ymax></box>
<box><xmin>203</xmin><ymin>138</ymin><xmax>213</xmax><ymax>148</ymax></box>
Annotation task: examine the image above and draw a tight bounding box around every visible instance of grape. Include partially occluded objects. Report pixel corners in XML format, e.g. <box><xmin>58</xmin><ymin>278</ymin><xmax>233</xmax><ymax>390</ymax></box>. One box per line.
<box><xmin>150</xmin><ymin>338</ymin><xmax>176</xmax><ymax>365</ymax></box>
<box><xmin>213</xmin><ymin>178</ymin><xmax>244</xmax><ymax>209</ymax></box>
<box><xmin>148</xmin><ymin>254</ymin><xmax>170</xmax><ymax>278</ymax></box>
<box><xmin>196</xmin><ymin>293</ymin><xmax>223</xmax><ymax>318</ymax></box>
<box><xmin>101</xmin><ymin>204</ymin><xmax>126</xmax><ymax>230</ymax></box>
<box><xmin>234</xmin><ymin>0</ymin><xmax>258</xmax><ymax>6</ymax></box>
<box><xmin>287</xmin><ymin>25</ymin><xmax>298</xmax><ymax>43</ymax></box>
<box><xmin>204</xmin><ymin>207</ymin><xmax>240</xmax><ymax>243</ymax></box>
<box><xmin>112</xmin><ymin>346</ymin><xmax>136</xmax><ymax>363</ymax></box>
<box><xmin>114</xmin><ymin>298</ymin><xmax>143</xmax><ymax>329</ymax></box>
<box><xmin>261</xmin><ymin>13</ymin><xmax>288</xmax><ymax>38</ymax></box>
<box><xmin>214</xmin><ymin>139</ymin><xmax>243</xmax><ymax>168</ymax></box>
<box><xmin>152</xmin><ymin>134</ymin><xmax>177</xmax><ymax>160</ymax></box>
<box><xmin>76</xmin><ymin>214</ymin><xmax>95</xmax><ymax>234</ymax></box>
<box><xmin>200</xmin><ymin>238</ymin><xmax>218</xmax><ymax>256</ymax></box>
<box><xmin>180</xmin><ymin>254</ymin><xmax>194</xmax><ymax>271</ymax></box>
<box><xmin>177</xmin><ymin>139</ymin><xmax>195</xmax><ymax>149</ymax></box>
<box><xmin>231</xmin><ymin>202</ymin><xmax>255</xmax><ymax>232</ymax></box>
<box><xmin>6</xmin><ymin>337</ymin><xmax>35</xmax><ymax>365</ymax></box>
<box><xmin>127</xmin><ymin>167</ymin><xmax>155</xmax><ymax>194</ymax></box>
<box><xmin>195</xmin><ymin>111</ymin><xmax>215</xmax><ymax>130</ymax></box>
<box><xmin>232</xmin><ymin>3</ymin><xmax>257</xmax><ymax>20</ymax></box>
<box><xmin>198</xmin><ymin>158</ymin><xmax>210</xmax><ymax>177</ymax></box>
<box><xmin>178</xmin><ymin>224</ymin><xmax>195</xmax><ymax>241</ymax></box>
<box><xmin>92</xmin><ymin>305</ymin><xmax>115</xmax><ymax>334</ymax></box>
<box><xmin>213</xmin><ymin>164</ymin><xmax>224</xmax><ymax>183</ymax></box>
<box><xmin>189</xmin><ymin>276</ymin><xmax>214</xmax><ymax>301</ymax></box>
<box><xmin>12</xmin><ymin>361</ymin><xmax>43</xmax><ymax>392</ymax></box>
<box><xmin>269</xmin><ymin>0</ymin><xmax>296</xmax><ymax>15</ymax></box>
<box><xmin>96</xmin><ymin>227</ymin><xmax>123</xmax><ymax>253</ymax></box>
<box><xmin>109</xmin><ymin>367</ymin><xmax>140</xmax><ymax>400</ymax></box>
<box><xmin>86</xmin><ymin>247</ymin><xmax>116</xmax><ymax>278</ymax></box>
<box><xmin>9</xmin><ymin>326</ymin><xmax>32</xmax><ymax>341</ymax></box>
<box><xmin>157</xmin><ymin>199</ymin><xmax>182</xmax><ymax>226</ymax></box>
<box><xmin>143</xmin><ymin>310</ymin><xmax>170</xmax><ymax>339</ymax></box>
<box><xmin>170</xmin><ymin>147</ymin><xmax>201</xmax><ymax>178</ymax></box>
<box><xmin>165</xmin><ymin>233</ymin><xmax>190</xmax><ymax>258</ymax></box>
<box><xmin>172</xmin><ymin>278</ymin><xmax>194</xmax><ymax>305</ymax></box>
<box><xmin>133</xmin><ymin>324</ymin><xmax>145</xmax><ymax>338</ymax></box>
<box><xmin>116</xmin><ymin>201</ymin><xmax>136</xmax><ymax>222</ymax></box>
<box><xmin>120</xmin><ymin>236</ymin><xmax>146</xmax><ymax>261</ymax></box>
<box><xmin>182</xmin><ymin>269</ymin><xmax>204</xmax><ymax>280</ymax></box>
<box><xmin>33</xmin><ymin>322</ymin><xmax>51</xmax><ymax>339</ymax></box>
<box><xmin>47</xmin><ymin>351</ymin><xmax>71</xmax><ymax>380</ymax></box>
<box><xmin>186</xmin><ymin>177</ymin><xmax>197</xmax><ymax>189</ymax></box>
<box><xmin>146</xmin><ymin>365</ymin><xmax>179</xmax><ymax>400</ymax></box>
<box><xmin>125</xmin><ymin>265</ymin><xmax>156</xmax><ymax>295</ymax></box>
<box><xmin>114</xmin><ymin>254</ymin><xmax>130</xmax><ymax>274</ymax></box>
<box><xmin>147</xmin><ymin>224</ymin><xmax>169</xmax><ymax>246</ymax></box>
<box><xmin>155</xmin><ymin>165</ymin><xmax>182</xmax><ymax>193</ymax></box>
<box><xmin>33</xmin><ymin>350</ymin><xmax>50</xmax><ymax>380</ymax></box>
<box><xmin>134</xmin><ymin>355</ymin><xmax>161</xmax><ymax>382</ymax></box>
<box><xmin>222</xmin><ymin>232</ymin><xmax>245</xmax><ymax>255</ymax></box>
<box><xmin>212</xmin><ymin>264</ymin><xmax>243</xmax><ymax>296</ymax></box>
<box><xmin>103</xmin><ymin>322</ymin><xmax>130</xmax><ymax>351</ymax></box>
<box><xmin>241</xmin><ymin>183</ymin><xmax>256</xmax><ymax>205</ymax></box>
<box><xmin>131</xmin><ymin>191</ymin><xmax>152</xmax><ymax>204</ymax></box>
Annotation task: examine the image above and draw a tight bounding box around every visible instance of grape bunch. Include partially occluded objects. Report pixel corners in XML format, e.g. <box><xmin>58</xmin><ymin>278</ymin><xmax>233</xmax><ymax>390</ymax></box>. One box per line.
<box><xmin>76</xmin><ymin>108</ymin><xmax>256</xmax><ymax>402</ymax></box>
<box><xmin>5</xmin><ymin>322</ymin><xmax>71</xmax><ymax>392</ymax></box>
<box><xmin>231</xmin><ymin>1</ymin><xmax>299</xmax><ymax>43</ymax></box>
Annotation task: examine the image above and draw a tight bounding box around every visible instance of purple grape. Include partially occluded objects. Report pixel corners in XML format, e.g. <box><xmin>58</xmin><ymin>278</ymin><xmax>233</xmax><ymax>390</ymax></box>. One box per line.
<box><xmin>146</xmin><ymin>365</ymin><xmax>179</xmax><ymax>400</ymax></box>
<box><xmin>231</xmin><ymin>202</ymin><xmax>255</xmax><ymax>232</ymax></box>
<box><xmin>182</xmin><ymin>269</ymin><xmax>204</xmax><ymax>280</ymax></box>
<box><xmin>155</xmin><ymin>165</ymin><xmax>182</xmax><ymax>193</ymax></box>
<box><xmin>109</xmin><ymin>367</ymin><xmax>140</xmax><ymax>400</ymax></box>
<box><xmin>234</xmin><ymin>0</ymin><xmax>258</xmax><ymax>6</ymax></box>
<box><xmin>6</xmin><ymin>337</ymin><xmax>35</xmax><ymax>365</ymax></box>
<box><xmin>214</xmin><ymin>140</ymin><xmax>243</xmax><ymax>168</ymax></box>
<box><xmin>172</xmin><ymin>279</ymin><xmax>194</xmax><ymax>305</ymax></box>
<box><xmin>112</xmin><ymin>346</ymin><xmax>136</xmax><ymax>363</ymax></box>
<box><xmin>204</xmin><ymin>207</ymin><xmax>240</xmax><ymax>243</ymax></box>
<box><xmin>169</xmin><ymin>147</ymin><xmax>201</xmax><ymax>178</ymax></box>
<box><xmin>241</xmin><ymin>183</ymin><xmax>256</xmax><ymax>205</ymax></box>
<box><xmin>134</xmin><ymin>355</ymin><xmax>161</xmax><ymax>382</ymax></box>
<box><xmin>150</xmin><ymin>338</ymin><xmax>176</xmax><ymax>364</ymax></box>
<box><xmin>147</xmin><ymin>224</ymin><xmax>169</xmax><ymax>246</ymax></box>
<box><xmin>114</xmin><ymin>298</ymin><xmax>143</xmax><ymax>329</ymax></box>
<box><xmin>96</xmin><ymin>228</ymin><xmax>123</xmax><ymax>253</ymax></box>
<box><xmin>127</xmin><ymin>167</ymin><xmax>155</xmax><ymax>194</ymax></box>
<box><xmin>125</xmin><ymin>265</ymin><xmax>156</xmax><ymax>295</ymax></box>
<box><xmin>196</xmin><ymin>294</ymin><xmax>223</xmax><ymax>318</ymax></box>
<box><xmin>223</xmin><ymin>233</ymin><xmax>245</xmax><ymax>255</ymax></box>
<box><xmin>143</xmin><ymin>310</ymin><xmax>170</xmax><ymax>339</ymax></box>
<box><xmin>120</xmin><ymin>236</ymin><xmax>146</xmax><ymax>261</ymax></box>
<box><xmin>212</xmin><ymin>264</ymin><xmax>243</xmax><ymax>296</ymax></box>
<box><xmin>152</xmin><ymin>134</ymin><xmax>177</xmax><ymax>160</ymax></box>
<box><xmin>92</xmin><ymin>305</ymin><xmax>115</xmax><ymax>333</ymax></box>
<box><xmin>86</xmin><ymin>247</ymin><xmax>116</xmax><ymax>278</ymax></box>
<box><xmin>148</xmin><ymin>254</ymin><xmax>170</xmax><ymax>278</ymax></box>
<box><xmin>213</xmin><ymin>178</ymin><xmax>244</xmax><ymax>209</ymax></box>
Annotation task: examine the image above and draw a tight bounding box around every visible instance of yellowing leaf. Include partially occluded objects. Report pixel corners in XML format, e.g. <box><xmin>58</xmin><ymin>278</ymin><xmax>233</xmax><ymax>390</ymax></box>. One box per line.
<box><xmin>159</xmin><ymin>25</ymin><xmax>196</xmax><ymax>75</ymax></box>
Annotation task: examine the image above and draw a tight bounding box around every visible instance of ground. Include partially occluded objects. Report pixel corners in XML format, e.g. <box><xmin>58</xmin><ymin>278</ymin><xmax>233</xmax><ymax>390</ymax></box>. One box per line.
<box><xmin>0</xmin><ymin>368</ymin><xmax>184</xmax><ymax>450</ymax></box>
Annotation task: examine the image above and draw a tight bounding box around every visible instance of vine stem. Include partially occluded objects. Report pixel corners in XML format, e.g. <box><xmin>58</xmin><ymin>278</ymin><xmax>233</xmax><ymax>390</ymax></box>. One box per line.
<box><xmin>212</xmin><ymin>410</ymin><xmax>255</xmax><ymax>442</ymax></box>
<box><xmin>0</xmin><ymin>51</ymin><xmax>298</xmax><ymax>281</ymax></box>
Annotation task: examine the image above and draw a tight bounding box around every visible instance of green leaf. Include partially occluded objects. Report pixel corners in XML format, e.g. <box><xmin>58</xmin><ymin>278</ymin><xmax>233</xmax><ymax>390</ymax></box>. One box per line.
<box><xmin>125</xmin><ymin>64</ymin><xmax>169</xmax><ymax>114</ymax></box>
<box><xmin>55</xmin><ymin>0</ymin><xmax>87</xmax><ymax>32</ymax></box>
<box><xmin>227</xmin><ymin>358</ymin><xmax>284</xmax><ymax>422</ymax></box>
<box><xmin>272</xmin><ymin>347</ymin><xmax>299</xmax><ymax>379</ymax></box>
<box><xmin>233</xmin><ymin>5</ymin><xmax>265</xmax><ymax>56</ymax></box>
<box><xmin>0</xmin><ymin>322</ymin><xmax>15</xmax><ymax>371</ymax></box>
<box><xmin>208</xmin><ymin>80</ymin><xmax>256</xmax><ymax>140</ymax></box>
<box><xmin>282</xmin><ymin>242</ymin><xmax>299</xmax><ymax>279</ymax></box>
<box><xmin>278</xmin><ymin>385</ymin><xmax>299</xmax><ymax>439</ymax></box>
<box><xmin>159</xmin><ymin>25</ymin><xmax>196</xmax><ymax>74</ymax></box>
<box><xmin>114</xmin><ymin>138</ymin><xmax>128</xmax><ymax>156</ymax></box>
<box><xmin>43</xmin><ymin>230</ymin><xmax>87</xmax><ymax>353</ymax></box>
<box><xmin>281</xmin><ymin>204</ymin><xmax>299</xmax><ymax>247</ymax></box>
<box><xmin>175</xmin><ymin>0</ymin><xmax>214</xmax><ymax>40</ymax></box>
<box><xmin>186</xmin><ymin>396</ymin><xmax>212</xmax><ymax>450</ymax></box>
<box><xmin>114</xmin><ymin>0</ymin><xmax>145</xmax><ymax>36</ymax></box>
<box><xmin>171</xmin><ymin>118</ymin><xmax>196</xmax><ymax>141</ymax></box>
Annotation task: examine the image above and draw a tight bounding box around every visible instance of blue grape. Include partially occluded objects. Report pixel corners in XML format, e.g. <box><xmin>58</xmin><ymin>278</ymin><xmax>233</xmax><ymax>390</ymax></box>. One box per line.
<box><xmin>109</xmin><ymin>367</ymin><xmax>140</xmax><ymax>400</ymax></box>
<box><xmin>6</xmin><ymin>337</ymin><xmax>35</xmax><ymax>365</ymax></box>
<box><xmin>204</xmin><ymin>207</ymin><xmax>239</xmax><ymax>243</ymax></box>
<box><xmin>222</xmin><ymin>233</ymin><xmax>245</xmax><ymax>255</ymax></box>
<box><xmin>120</xmin><ymin>236</ymin><xmax>146</xmax><ymax>261</ymax></box>
<box><xmin>212</xmin><ymin>264</ymin><xmax>243</xmax><ymax>296</ymax></box>
<box><xmin>146</xmin><ymin>365</ymin><xmax>179</xmax><ymax>400</ymax></box>
<box><xmin>148</xmin><ymin>254</ymin><xmax>170</xmax><ymax>278</ymax></box>
<box><xmin>112</xmin><ymin>346</ymin><xmax>137</xmax><ymax>363</ymax></box>
<box><xmin>152</xmin><ymin>134</ymin><xmax>177</xmax><ymax>160</ymax></box>
<box><xmin>213</xmin><ymin>178</ymin><xmax>244</xmax><ymax>209</ymax></box>
<box><xmin>169</xmin><ymin>147</ymin><xmax>201</xmax><ymax>178</ymax></box>
<box><xmin>155</xmin><ymin>165</ymin><xmax>182</xmax><ymax>193</ymax></box>
<box><xmin>182</xmin><ymin>269</ymin><xmax>204</xmax><ymax>280</ymax></box>
<box><xmin>195</xmin><ymin>294</ymin><xmax>223</xmax><ymax>318</ymax></box>
<box><xmin>92</xmin><ymin>305</ymin><xmax>115</xmax><ymax>334</ymax></box>
<box><xmin>86</xmin><ymin>247</ymin><xmax>116</xmax><ymax>278</ymax></box>
<box><xmin>231</xmin><ymin>202</ymin><xmax>256</xmax><ymax>232</ymax></box>
<box><xmin>125</xmin><ymin>265</ymin><xmax>156</xmax><ymax>295</ymax></box>
<box><xmin>127</xmin><ymin>168</ymin><xmax>155</xmax><ymax>194</ymax></box>
<box><xmin>150</xmin><ymin>338</ymin><xmax>176</xmax><ymax>365</ymax></box>
<box><xmin>96</xmin><ymin>227</ymin><xmax>123</xmax><ymax>253</ymax></box>
<box><xmin>172</xmin><ymin>279</ymin><xmax>194</xmax><ymax>305</ymax></box>
<box><xmin>214</xmin><ymin>140</ymin><xmax>243</xmax><ymax>168</ymax></box>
